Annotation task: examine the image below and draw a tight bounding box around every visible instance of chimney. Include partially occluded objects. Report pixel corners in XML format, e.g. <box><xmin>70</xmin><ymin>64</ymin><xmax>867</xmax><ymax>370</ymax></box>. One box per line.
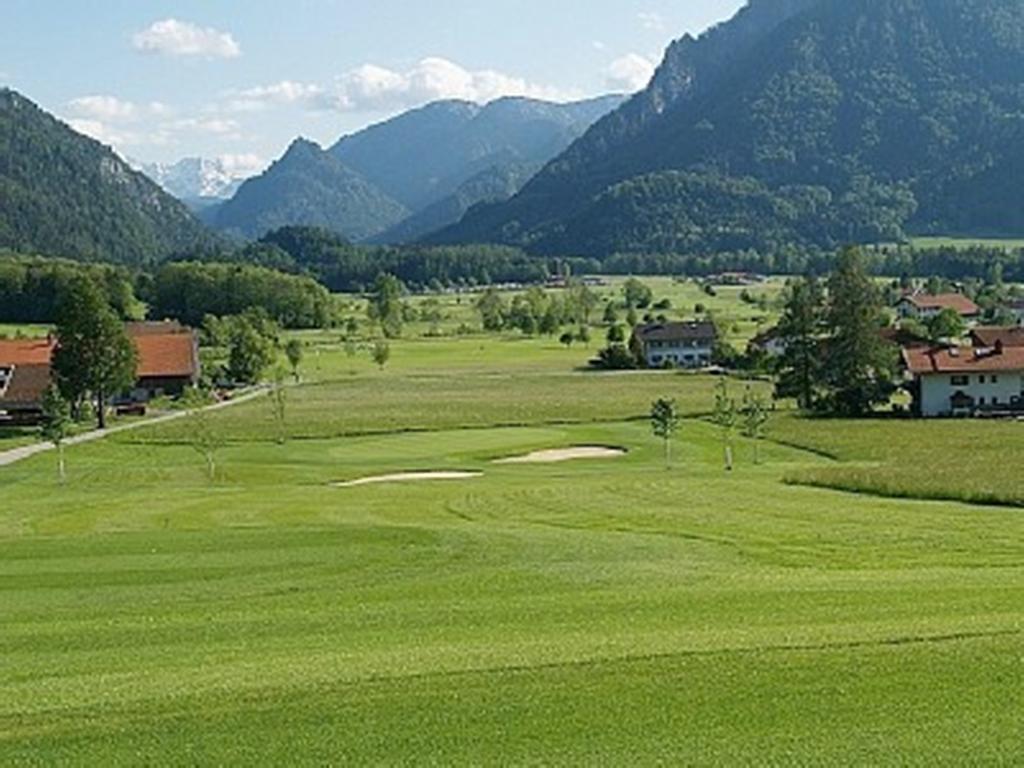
<box><xmin>995</xmin><ymin>340</ymin><xmax>1004</xmax><ymax>356</ymax></box>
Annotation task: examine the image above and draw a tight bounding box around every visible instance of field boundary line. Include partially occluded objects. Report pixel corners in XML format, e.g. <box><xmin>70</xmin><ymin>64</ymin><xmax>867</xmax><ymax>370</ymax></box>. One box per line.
<box><xmin>0</xmin><ymin>387</ymin><xmax>267</xmax><ymax>469</ymax></box>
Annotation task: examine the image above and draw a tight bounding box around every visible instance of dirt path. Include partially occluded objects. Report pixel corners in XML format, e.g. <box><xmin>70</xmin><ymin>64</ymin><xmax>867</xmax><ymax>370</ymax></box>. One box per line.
<box><xmin>0</xmin><ymin>387</ymin><xmax>266</xmax><ymax>469</ymax></box>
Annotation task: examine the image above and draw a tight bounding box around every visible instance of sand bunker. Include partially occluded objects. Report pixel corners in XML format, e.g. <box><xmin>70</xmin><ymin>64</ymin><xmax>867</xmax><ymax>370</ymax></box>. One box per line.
<box><xmin>334</xmin><ymin>471</ymin><xmax>482</xmax><ymax>488</ymax></box>
<box><xmin>494</xmin><ymin>446</ymin><xmax>627</xmax><ymax>465</ymax></box>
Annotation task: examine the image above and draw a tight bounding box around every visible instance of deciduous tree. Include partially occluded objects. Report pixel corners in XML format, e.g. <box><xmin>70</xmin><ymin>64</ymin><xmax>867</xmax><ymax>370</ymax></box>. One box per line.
<box><xmin>52</xmin><ymin>277</ymin><xmax>137</xmax><ymax>430</ymax></box>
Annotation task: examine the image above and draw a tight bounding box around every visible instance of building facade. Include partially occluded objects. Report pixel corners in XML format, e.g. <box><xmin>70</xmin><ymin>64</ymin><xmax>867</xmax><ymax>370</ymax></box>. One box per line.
<box><xmin>903</xmin><ymin>343</ymin><xmax>1024</xmax><ymax>417</ymax></box>
<box><xmin>897</xmin><ymin>293</ymin><xmax>980</xmax><ymax>323</ymax></box>
<box><xmin>634</xmin><ymin>322</ymin><xmax>717</xmax><ymax>369</ymax></box>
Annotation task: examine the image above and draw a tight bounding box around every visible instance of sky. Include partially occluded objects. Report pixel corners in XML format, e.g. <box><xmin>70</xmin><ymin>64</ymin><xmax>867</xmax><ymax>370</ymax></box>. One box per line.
<box><xmin>1</xmin><ymin>0</ymin><xmax>745</xmax><ymax>177</ymax></box>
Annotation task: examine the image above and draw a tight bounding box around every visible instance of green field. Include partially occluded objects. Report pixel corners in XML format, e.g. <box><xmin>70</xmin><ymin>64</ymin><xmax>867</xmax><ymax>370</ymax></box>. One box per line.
<box><xmin>3</xmin><ymin>280</ymin><xmax>1024</xmax><ymax>764</ymax></box>
<box><xmin>908</xmin><ymin>235</ymin><xmax>1024</xmax><ymax>251</ymax></box>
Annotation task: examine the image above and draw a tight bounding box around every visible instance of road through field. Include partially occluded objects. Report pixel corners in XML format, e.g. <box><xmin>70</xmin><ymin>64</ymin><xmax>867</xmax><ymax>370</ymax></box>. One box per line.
<box><xmin>0</xmin><ymin>387</ymin><xmax>266</xmax><ymax>468</ymax></box>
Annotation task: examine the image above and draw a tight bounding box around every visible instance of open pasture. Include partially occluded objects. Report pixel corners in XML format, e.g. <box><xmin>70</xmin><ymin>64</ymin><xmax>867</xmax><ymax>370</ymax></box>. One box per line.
<box><xmin>771</xmin><ymin>415</ymin><xmax>1024</xmax><ymax>507</ymax></box>
<box><xmin>3</xmin><ymin>412</ymin><xmax>1024</xmax><ymax>763</ymax></box>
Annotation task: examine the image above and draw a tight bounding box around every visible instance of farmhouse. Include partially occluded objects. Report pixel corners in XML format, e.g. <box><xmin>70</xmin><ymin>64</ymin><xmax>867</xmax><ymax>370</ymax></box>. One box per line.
<box><xmin>126</xmin><ymin>322</ymin><xmax>201</xmax><ymax>401</ymax></box>
<box><xmin>903</xmin><ymin>343</ymin><xmax>1024</xmax><ymax>417</ymax></box>
<box><xmin>896</xmin><ymin>293</ymin><xmax>980</xmax><ymax>322</ymax></box>
<box><xmin>633</xmin><ymin>321</ymin><xmax>717</xmax><ymax>369</ymax></box>
<box><xmin>970</xmin><ymin>326</ymin><xmax>1024</xmax><ymax>349</ymax></box>
<box><xmin>0</xmin><ymin>324</ymin><xmax>200</xmax><ymax>425</ymax></box>
<box><xmin>748</xmin><ymin>327</ymin><xmax>788</xmax><ymax>358</ymax></box>
<box><xmin>0</xmin><ymin>339</ymin><xmax>55</xmax><ymax>425</ymax></box>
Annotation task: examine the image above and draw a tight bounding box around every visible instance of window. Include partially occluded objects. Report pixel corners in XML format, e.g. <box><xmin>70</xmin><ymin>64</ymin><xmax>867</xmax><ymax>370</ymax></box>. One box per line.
<box><xmin>992</xmin><ymin>376</ymin><xmax>999</xmax><ymax>384</ymax></box>
<box><xmin>951</xmin><ymin>375</ymin><xmax>969</xmax><ymax>386</ymax></box>
<box><xmin>979</xmin><ymin>376</ymin><xmax>986</xmax><ymax>385</ymax></box>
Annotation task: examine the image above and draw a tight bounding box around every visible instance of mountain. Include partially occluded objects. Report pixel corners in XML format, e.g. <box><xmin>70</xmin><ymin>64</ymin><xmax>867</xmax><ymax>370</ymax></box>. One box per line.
<box><xmin>371</xmin><ymin>160</ymin><xmax>541</xmax><ymax>244</ymax></box>
<box><xmin>133</xmin><ymin>157</ymin><xmax>251</xmax><ymax>209</ymax></box>
<box><xmin>209</xmin><ymin>94</ymin><xmax>623</xmax><ymax>244</ymax></box>
<box><xmin>331</xmin><ymin>95</ymin><xmax>626</xmax><ymax>215</ymax></box>
<box><xmin>0</xmin><ymin>88</ymin><xmax>215</xmax><ymax>265</ymax></box>
<box><xmin>211</xmin><ymin>138</ymin><xmax>409</xmax><ymax>241</ymax></box>
<box><xmin>435</xmin><ymin>0</ymin><xmax>1024</xmax><ymax>256</ymax></box>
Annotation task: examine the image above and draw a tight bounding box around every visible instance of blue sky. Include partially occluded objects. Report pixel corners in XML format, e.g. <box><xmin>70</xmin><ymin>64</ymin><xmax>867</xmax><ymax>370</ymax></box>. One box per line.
<box><xmin>1</xmin><ymin>0</ymin><xmax>745</xmax><ymax>175</ymax></box>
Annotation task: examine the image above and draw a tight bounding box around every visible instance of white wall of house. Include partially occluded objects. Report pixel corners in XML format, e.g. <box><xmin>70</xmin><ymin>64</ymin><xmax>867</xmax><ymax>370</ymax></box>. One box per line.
<box><xmin>919</xmin><ymin>371</ymin><xmax>1024</xmax><ymax>417</ymax></box>
<box><xmin>645</xmin><ymin>340</ymin><xmax>713</xmax><ymax>369</ymax></box>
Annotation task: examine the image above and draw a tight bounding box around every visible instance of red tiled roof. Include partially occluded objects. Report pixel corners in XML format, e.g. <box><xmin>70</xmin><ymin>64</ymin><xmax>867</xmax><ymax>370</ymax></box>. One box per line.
<box><xmin>0</xmin><ymin>364</ymin><xmax>51</xmax><ymax>406</ymax></box>
<box><xmin>134</xmin><ymin>333</ymin><xmax>198</xmax><ymax>378</ymax></box>
<box><xmin>0</xmin><ymin>338</ymin><xmax>54</xmax><ymax>365</ymax></box>
<box><xmin>903</xmin><ymin>345</ymin><xmax>1024</xmax><ymax>374</ymax></box>
<box><xmin>970</xmin><ymin>327</ymin><xmax>1024</xmax><ymax>349</ymax></box>
<box><xmin>0</xmin><ymin>330</ymin><xmax>198</xmax><ymax>380</ymax></box>
<box><xmin>900</xmin><ymin>293</ymin><xmax>980</xmax><ymax>315</ymax></box>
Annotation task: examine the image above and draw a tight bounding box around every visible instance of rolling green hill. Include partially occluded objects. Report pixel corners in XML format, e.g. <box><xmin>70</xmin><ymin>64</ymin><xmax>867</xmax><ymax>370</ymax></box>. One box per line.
<box><xmin>436</xmin><ymin>0</ymin><xmax>1024</xmax><ymax>256</ymax></box>
<box><xmin>0</xmin><ymin>89</ymin><xmax>215</xmax><ymax>265</ymax></box>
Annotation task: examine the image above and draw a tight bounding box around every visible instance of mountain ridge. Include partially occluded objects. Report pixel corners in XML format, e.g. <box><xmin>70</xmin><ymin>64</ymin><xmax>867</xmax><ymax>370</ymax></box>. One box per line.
<box><xmin>434</xmin><ymin>0</ymin><xmax>1024</xmax><ymax>256</ymax></box>
<box><xmin>0</xmin><ymin>88</ymin><xmax>216</xmax><ymax>265</ymax></box>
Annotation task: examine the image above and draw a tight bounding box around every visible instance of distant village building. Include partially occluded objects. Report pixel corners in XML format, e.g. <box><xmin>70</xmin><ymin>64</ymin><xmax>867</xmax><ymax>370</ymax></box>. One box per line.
<box><xmin>969</xmin><ymin>326</ymin><xmax>1024</xmax><ymax>349</ymax></box>
<box><xmin>902</xmin><ymin>343</ymin><xmax>1024</xmax><ymax>417</ymax></box>
<box><xmin>896</xmin><ymin>293</ymin><xmax>980</xmax><ymax>323</ymax></box>
<box><xmin>0</xmin><ymin>339</ymin><xmax>56</xmax><ymax>425</ymax></box>
<box><xmin>0</xmin><ymin>322</ymin><xmax>200</xmax><ymax>425</ymax></box>
<box><xmin>633</xmin><ymin>321</ymin><xmax>717</xmax><ymax>369</ymax></box>
<box><xmin>747</xmin><ymin>327</ymin><xmax>788</xmax><ymax>358</ymax></box>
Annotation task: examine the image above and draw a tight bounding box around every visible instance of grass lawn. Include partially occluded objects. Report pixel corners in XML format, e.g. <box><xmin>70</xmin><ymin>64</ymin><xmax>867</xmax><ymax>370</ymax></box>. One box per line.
<box><xmin>909</xmin><ymin>235</ymin><xmax>1024</xmax><ymax>251</ymax></box>
<box><xmin>3</xmin><ymin>361</ymin><xmax>1024</xmax><ymax>763</ymax></box>
<box><xmin>3</xmin><ymin>278</ymin><xmax>1024</xmax><ymax>763</ymax></box>
<box><xmin>771</xmin><ymin>414</ymin><xmax>1024</xmax><ymax>507</ymax></box>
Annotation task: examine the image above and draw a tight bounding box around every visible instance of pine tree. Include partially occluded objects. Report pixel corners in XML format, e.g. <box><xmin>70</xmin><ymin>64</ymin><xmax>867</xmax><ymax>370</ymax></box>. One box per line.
<box><xmin>775</xmin><ymin>276</ymin><xmax>825</xmax><ymax>410</ymax></box>
<box><xmin>822</xmin><ymin>248</ymin><xmax>898</xmax><ymax>416</ymax></box>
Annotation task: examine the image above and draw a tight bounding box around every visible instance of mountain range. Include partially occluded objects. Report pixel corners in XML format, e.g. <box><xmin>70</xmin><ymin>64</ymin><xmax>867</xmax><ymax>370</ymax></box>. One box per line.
<box><xmin>132</xmin><ymin>157</ymin><xmax>251</xmax><ymax>210</ymax></box>
<box><xmin>434</xmin><ymin>0</ymin><xmax>1024</xmax><ymax>256</ymax></box>
<box><xmin>0</xmin><ymin>88</ymin><xmax>214</xmax><ymax>265</ymax></box>
<box><xmin>7</xmin><ymin>0</ymin><xmax>1024</xmax><ymax>267</ymax></box>
<box><xmin>208</xmin><ymin>94</ymin><xmax>625</xmax><ymax>243</ymax></box>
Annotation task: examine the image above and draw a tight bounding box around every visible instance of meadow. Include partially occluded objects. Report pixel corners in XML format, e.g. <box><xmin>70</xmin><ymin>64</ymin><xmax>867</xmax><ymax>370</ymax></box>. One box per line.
<box><xmin>771</xmin><ymin>415</ymin><xmax>1024</xmax><ymax>507</ymax></box>
<box><xmin>2</xmin><ymin>278</ymin><xmax>1024</xmax><ymax>764</ymax></box>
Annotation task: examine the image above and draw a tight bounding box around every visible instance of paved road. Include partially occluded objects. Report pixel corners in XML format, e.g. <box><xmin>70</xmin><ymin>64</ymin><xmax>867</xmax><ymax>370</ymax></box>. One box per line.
<box><xmin>0</xmin><ymin>387</ymin><xmax>266</xmax><ymax>468</ymax></box>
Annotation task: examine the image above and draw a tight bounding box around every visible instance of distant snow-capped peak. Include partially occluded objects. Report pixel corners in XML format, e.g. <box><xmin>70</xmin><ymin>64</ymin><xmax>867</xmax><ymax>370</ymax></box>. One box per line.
<box><xmin>131</xmin><ymin>155</ymin><xmax>264</xmax><ymax>201</ymax></box>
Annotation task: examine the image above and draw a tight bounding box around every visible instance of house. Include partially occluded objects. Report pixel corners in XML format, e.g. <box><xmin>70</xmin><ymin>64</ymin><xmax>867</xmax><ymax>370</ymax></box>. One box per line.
<box><xmin>633</xmin><ymin>321</ymin><xmax>717</xmax><ymax>369</ymax></box>
<box><xmin>0</xmin><ymin>324</ymin><xmax>200</xmax><ymax>424</ymax></box>
<box><xmin>902</xmin><ymin>343</ymin><xmax>1024</xmax><ymax>417</ymax></box>
<box><xmin>896</xmin><ymin>293</ymin><xmax>980</xmax><ymax>322</ymax></box>
<box><xmin>747</xmin><ymin>327</ymin><xmax>788</xmax><ymax>358</ymax></box>
<box><xmin>0</xmin><ymin>339</ymin><xmax>55</xmax><ymax>425</ymax></box>
<box><xmin>969</xmin><ymin>326</ymin><xmax>1024</xmax><ymax>349</ymax></box>
<box><xmin>125</xmin><ymin>322</ymin><xmax>201</xmax><ymax>401</ymax></box>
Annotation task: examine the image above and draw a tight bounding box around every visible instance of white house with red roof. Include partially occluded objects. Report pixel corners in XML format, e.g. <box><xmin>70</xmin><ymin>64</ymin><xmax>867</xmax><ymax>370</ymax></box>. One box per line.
<box><xmin>896</xmin><ymin>293</ymin><xmax>980</xmax><ymax>323</ymax></box>
<box><xmin>903</xmin><ymin>342</ymin><xmax>1024</xmax><ymax>417</ymax></box>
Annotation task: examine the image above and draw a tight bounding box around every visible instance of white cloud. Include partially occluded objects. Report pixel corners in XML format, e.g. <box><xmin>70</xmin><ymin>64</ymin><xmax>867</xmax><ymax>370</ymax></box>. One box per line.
<box><xmin>68</xmin><ymin>95</ymin><xmax>139</xmax><ymax>122</ymax></box>
<box><xmin>218</xmin><ymin>153</ymin><xmax>267</xmax><ymax>177</ymax></box>
<box><xmin>172</xmin><ymin>117</ymin><xmax>240</xmax><ymax>135</ymax></box>
<box><xmin>132</xmin><ymin>19</ymin><xmax>241</xmax><ymax>59</ymax></box>
<box><xmin>226</xmin><ymin>80</ymin><xmax>324</xmax><ymax>112</ymax></box>
<box><xmin>68</xmin><ymin>119</ymin><xmax>155</xmax><ymax>150</ymax></box>
<box><xmin>320</xmin><ymin>57</ymin><xmax>579</xmax><ymax>112</ymax></box>
<box><xmin>605</xmin><ymin>53</ymin><xmax>656</xmax><ymax>93</ymax></box>
<box><xmin>638</xmin><ymin>11</ymin><xmax>666</xmax><ymax>32</ymax></box>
